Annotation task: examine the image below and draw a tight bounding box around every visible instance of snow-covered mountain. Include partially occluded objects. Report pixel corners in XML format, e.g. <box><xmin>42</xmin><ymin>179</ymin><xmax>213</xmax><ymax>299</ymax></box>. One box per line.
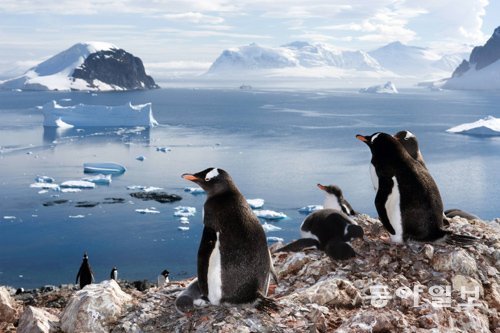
<box><xmin>206</xmin><ymin>42</ymin><xmax>383</xmax><ymax>74</ymax></box>
<box><xmin>0</xmin><ymin>42</ymin><xmax>159</xmax><ymax>91</ymax></box>
<box><xmin>443</xmin><ymin>27</ymin><xmax>500</xmax><ymax>90</ymax></box>
<box><xmin>368</xmin><ymin>41</ymin><xmax>468</xmax><ymax>78</ymax></box>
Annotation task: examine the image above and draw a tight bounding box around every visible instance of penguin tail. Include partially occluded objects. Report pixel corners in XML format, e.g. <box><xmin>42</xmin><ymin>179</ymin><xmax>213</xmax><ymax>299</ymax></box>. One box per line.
<box><xmin>255</xmin><ymin>292</ymin><xmax>279</xmax><ymax>313</ymax></box>
<box><xmin>441</xmin><ymin>230</ymin><xmax>479</xmax><ymax>246</ymax></box>
<box><xmin>324</xmin><ymin>241</ymin><xmax>357</xmax><ymax>260</ymax></box>
<box><xmin>275</xmin><ymin>238</ymin><xmax>320</xmax><ymax>253</ymax></box>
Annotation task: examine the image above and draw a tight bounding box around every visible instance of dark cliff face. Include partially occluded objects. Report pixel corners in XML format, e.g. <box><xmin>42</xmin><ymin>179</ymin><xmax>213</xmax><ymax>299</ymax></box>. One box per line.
<box><xmin>452</xmin><ymin>26</ymin><xmax>500</xmax><ymax>78</ymax></box>
<box><xmin>72</xmin><ymin>49</ymin><xmax>159</xmax><ymax>90</ymax></box>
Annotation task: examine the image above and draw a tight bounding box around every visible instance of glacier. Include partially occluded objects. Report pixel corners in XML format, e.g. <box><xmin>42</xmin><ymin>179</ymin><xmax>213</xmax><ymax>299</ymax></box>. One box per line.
<box><xmin>42</xmin><ymin>101</ymin><xmax>158</xmax><ymax>128</ymax></box>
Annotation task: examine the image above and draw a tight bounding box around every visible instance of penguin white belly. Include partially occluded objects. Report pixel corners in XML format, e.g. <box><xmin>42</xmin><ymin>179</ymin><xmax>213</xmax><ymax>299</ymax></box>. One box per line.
<box><xmin>385</xmin><ymin>177</ymin><xmax>403</xmax><ymax>243</ymax></box>
<box><xmin>207</xmin><ymin>232</ymin><xmax>222</xmax><ymax>305</ymax></box>
<box><xmin>323</xmin><ymin>195</ymin><xmax>341</xmax><ymax>211</ymax></box>
<box><xmin>370</xmin><ymin>163</ymin><xmax>379</xmax><ymax>191</ymax></box>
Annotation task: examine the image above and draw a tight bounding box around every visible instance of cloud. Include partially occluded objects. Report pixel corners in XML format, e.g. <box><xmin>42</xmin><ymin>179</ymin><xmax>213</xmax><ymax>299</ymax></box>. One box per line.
<box><xmin>161</xmin><ymin>12</ymin><xmax>224</xmax><ymax>24</ymax></box>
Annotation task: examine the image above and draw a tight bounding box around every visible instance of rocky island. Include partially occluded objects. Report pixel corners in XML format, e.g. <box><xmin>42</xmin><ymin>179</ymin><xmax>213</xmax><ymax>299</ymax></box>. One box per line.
<box><xmin>1</xmin><ymin>213</ymin><xmax>499</xmax><ymax>332</ymax></box>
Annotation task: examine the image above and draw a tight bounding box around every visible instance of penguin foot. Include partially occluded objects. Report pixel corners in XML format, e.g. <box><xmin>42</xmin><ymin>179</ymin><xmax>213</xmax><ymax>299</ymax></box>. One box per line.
<box><xmin>445</xmin><ymin>233</ymin><xmax>479</xmax><ymax>246</ymax></box>
<box><xmin>255</xmin><ymin>293</ymin><xmax>279</xmax><ymax>313</ymax></box>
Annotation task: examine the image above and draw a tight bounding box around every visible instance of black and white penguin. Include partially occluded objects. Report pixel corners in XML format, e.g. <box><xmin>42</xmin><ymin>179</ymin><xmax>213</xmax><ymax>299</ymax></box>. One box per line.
<box><xmin>317</xmin><ymin>183</ymin><xmax>357</xmax><ymax>216</ymax></box>
<box><xmin>394</xmin><ymin>130</ymin><xmax>480</xmax><ymax>222</ymax></box>
<box><xmin>356</xmin><ymin>132</ymin><xmax>476</xmax><ymax>244</ymax></box>
<box><xmin>175</xmin><ymin>167</ymin><xmax>275</xmax><ymax>313</ymax></box>
<box><xmin>76</xmin><ymin>252</ymin><xmax>94</xmax><ymax>289</ymax></box>
<box><xmin>110</xmin><ymin>267</ymin><xmax>118</xmax><ymax>281</ymax></box>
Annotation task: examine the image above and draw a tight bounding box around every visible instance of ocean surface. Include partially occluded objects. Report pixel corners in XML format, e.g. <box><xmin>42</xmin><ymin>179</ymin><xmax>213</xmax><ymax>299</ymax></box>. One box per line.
<box><xmin>0</xmin><ymin>88</ymin><xmax>499</xmax><ymax>289</ymax></box>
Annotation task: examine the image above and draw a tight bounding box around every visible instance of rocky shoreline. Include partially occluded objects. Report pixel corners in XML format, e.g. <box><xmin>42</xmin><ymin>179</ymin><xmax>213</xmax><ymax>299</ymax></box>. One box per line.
<box><xmin>1</xmin><ymin>214</ymin><xmax>499</xmax><ymax>333</ymax></box>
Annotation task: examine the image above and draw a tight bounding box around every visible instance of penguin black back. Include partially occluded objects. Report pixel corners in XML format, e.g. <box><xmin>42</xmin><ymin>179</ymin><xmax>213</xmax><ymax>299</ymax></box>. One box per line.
<box><xmin>394</xmin><ymin>130</ymin><xmax>426</xmax><ymax>168</ymax></box>
<box><xmin>76</xmin><ymin>252</ymin><xmax>94</xmax><ymax>289</ymax></box>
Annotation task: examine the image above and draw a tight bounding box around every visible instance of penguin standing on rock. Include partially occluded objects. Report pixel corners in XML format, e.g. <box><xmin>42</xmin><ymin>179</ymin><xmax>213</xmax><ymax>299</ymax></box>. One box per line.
<box><xmin>277</xmin><ymin>183</ymin><xmax>363</xmax><ymax>259</ymax></box>
<box><xmin>76</xmin><ymin>252</ymin><xmax>94</xmax><ymax>289</ymax></box>
<box><xmin>175</xmin><ymin>167</ymin><xmax>276</xmax><ymax>314</ymax></box>
<box><xmin>110</xmin><ymin>267</ymin><xmax>118</xmax><ymax>281</ymax></box>
<box><xmin>356</xmin><ymin>132</ymin><xmax>476</xmax><ymax>244</ymax></box>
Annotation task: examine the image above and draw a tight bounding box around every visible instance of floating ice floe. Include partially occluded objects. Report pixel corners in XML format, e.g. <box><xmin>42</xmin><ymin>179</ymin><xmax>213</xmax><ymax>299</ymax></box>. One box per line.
<box><xmin>262</xmin><ymin>222</ymin><xmax>282</xmax><ymax>232</ymax></box>
<box><xmin>38</xmin><ymin>190</ymin><xmax>49</xmax><ymax>194</ymax></box>
<box><xmin>136</xmin><ymin>155</ymin><xmax>146</xmax><ymax>161</ymax></box>
<box><xmin>84</xmin><ymin>162</ymin><xmax>126</xmax><ymax>174</ymax></box>
<box><xmin>69</xmin><ymin>215</ymin><xmax>85</xmax><ymax>219</ymax></box>
<box><xmin>267</xmin><ymin>237</ymin><xmax>284</xmax><ymax>243</ymax></box>
<box><xmin>446</xmin><ymin>116</ymin><xmax>500</xmax><ymax>136</ymax></box>
<box><xmin>35</xmin><ymin>176</ymin><xmax>55</xmax><ymax>183</ymax></box>
<box><xmin>253</xmin><ymin>209</ymin><xmax>287</xmax><ymax>220</ymax></box>
<box><xmin>60</xmin><ymin>180</ymin><xmax>96</xmax><ymax>189</ymax></box>
<box><xmin>184</xmin><ymin>187</ymin><xmax>205</xmax><ymax>195</ymax></box>
<box><xmin>3</xmin><ymin>216</ymin><xmax>16</xmax><ymax>220</ymax></box>
<box><xmin>61</xmin><ymin>188</ymin><xmax>82</xmax><ymax>193</ymax></box>
<box><xmin>298</xmin><ymin>205</ymin><xmax>323</xmax><ymax>214</ymax></box>
<box><xmin>127</xmin><ymin>185</ymin><xmax>164</xmax><ymax>192</ymax></box>
<box><xmin>30</xmin><ymin>182</ymin><xmax>60</xmax><ymax>191</ymax></box>
<box><xmin>359</xmin><ymin>81</ymin><xmax>398</xmax><ymax>94</ymax></box>
<box><xmin>82</xmin><ymin>174</ymin><xmax>112</xmax><ymax>185</ymax></box>
<box><xmin>179</xmin><ymin>217</ymin><xmax>190</xmax><ymax>224</ymax></box>
<box><xmin>135</xmin><ymin>208</ymin><xmax>160</xmax><ymax>214</ymax></box>
<box><xmin>178</xmin><ymin>226</ymin><xmax>190</xmax><ymax>231</ymax></box>
<box><xmin>42</xmin><ymin>100</ymin><xmax>158</xmax><ymax>127</ymax></box>
<box><xmin>247</xmin><ymin>198</ymin><xmax>265</xmax><ymax>209</ymax></box>
<box><xmin>55</xmin><ymin>117</ymin><xmax>74</xmax><ymax>129</ymax></box>
<box><xmin>156</xmin><ymin>147</ymin><xmax>171</xmax><ymax>152</ymax></box>
<box><xmin>174</xmin><ymin>206</ymin><xmax>197</xmax><ymax>217</ymax></box>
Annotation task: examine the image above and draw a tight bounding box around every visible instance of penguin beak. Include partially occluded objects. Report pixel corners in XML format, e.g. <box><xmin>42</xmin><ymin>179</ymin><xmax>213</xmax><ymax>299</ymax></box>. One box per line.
<box><xmin>182</xmin><ymin>173</ymin><xmax>200</xmax><ymax>182</ymax></box>
<box><xmin>356</xmin><ymin>134</ymin><xmax>369</xmax><ymax>143</ymax></box>
<box><xmin>317</xmin><ymin>183</ymin><xmax>326</xmax><ymax>191</ymax></box>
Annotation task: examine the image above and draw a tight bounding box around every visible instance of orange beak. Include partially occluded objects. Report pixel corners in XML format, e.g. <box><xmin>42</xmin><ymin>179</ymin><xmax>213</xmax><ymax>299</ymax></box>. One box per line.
<box><xmin>182</xmin><ymin>174</ymin><xmax>199</xmax><ymax>181</ymax></box>
<box><xmin>356</xmin><ymin>134</ymin><xmax>368</xmax><ymax>142</ymax></box>
<box><xmin>317</xmin><ymin>183</ymin><xmax>326</xmax><ymax>191</ymax></box>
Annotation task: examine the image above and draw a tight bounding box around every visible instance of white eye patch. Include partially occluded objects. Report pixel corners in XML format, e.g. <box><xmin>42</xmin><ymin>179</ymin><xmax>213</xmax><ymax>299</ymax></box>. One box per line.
<box><xmin>404</xmin><ymin>131</ymin><xmax>415</xmax><ymax>140</ymax></box>
<box><xmin>205</xmin><ymin>168</ymin><xmax>219</xmax><ymax>181</ymax></box>
<box><xmin>371</xmin><ymin>133</ymin><xmax>381</xmax><ymax>143</ymax></box>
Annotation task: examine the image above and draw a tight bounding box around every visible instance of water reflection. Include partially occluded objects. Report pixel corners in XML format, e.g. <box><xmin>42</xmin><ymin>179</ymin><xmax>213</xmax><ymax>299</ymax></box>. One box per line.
<box><xmin>43</xmin><ymin>126</ymin><xmax>151</xmax><ymax>145</ymax></box>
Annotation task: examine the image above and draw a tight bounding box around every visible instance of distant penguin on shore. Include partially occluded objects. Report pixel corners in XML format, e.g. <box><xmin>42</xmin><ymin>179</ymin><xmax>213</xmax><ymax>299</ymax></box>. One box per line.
<box><xmin>76</xmin><ymin>252</ymin><xmax>94</xmax><ymax>289</ymax></box>
<box><xmin>277</xmin><ymin>183</ymin><xmax>363</xmax><ymax>260</ymax></box>
<box><xmin>110</xmin><ymin>267</ymin><xmax>118</xmax><ymax>281</ymax></box>
<box><xmin>158</xmin><ymin>269</ymin><xmax>170</xmax><ymax>286</ymax></box>
<box><xmin>394</xmin><ymin>130</ymin><xmax>480</xmax><ymax>221</ymax></box>
<box><xmin>175</xmin><ymin>168</ymin><xmax>276</xmax><ymax>314</ymax></box>
<box><xmin>356</xmin><ymin>132</ymin><xmax>476</xmax><ymax>245</ymax></box>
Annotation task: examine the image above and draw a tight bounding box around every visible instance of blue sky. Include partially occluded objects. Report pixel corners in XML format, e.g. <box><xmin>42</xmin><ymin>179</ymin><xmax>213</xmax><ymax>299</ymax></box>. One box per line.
<box><xmin>0</xmin><ymin>0</ymin><xmax>498</xmax><ymax>77</ymax></box>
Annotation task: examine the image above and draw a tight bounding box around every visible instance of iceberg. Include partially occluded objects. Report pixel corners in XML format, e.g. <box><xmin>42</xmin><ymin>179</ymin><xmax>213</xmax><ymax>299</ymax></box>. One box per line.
<box><xmin>184</xmin><ymin>187</ymin><xmax>205</xmax><ymax>195</ymax></box>
<box><xmin>42</xmin><ymin>101</ymin><xmax>158</xmax><ymax>127</ymax></box>
<box><xmin>135</xmin><ymin>208</ymin><xmax>160</xmax><ymax>214</ymax></box>
<box><xmin>174</xmin><ymin>206</ymin><xmax>197</xmax><ymax>217</ymax></box>
<box><xmin>3</xmin><ymin>216</ymin><xmax>16</xmax><ymax>220</ymax></box>
<box><xmin>84</xmin><ymin>162</ymin><xmax>126</xmax><ymax>174</ymax></box>
<box><xmin>262</xmin><ymin>222</ymin><xmax>282</xmax><ymax>232</ymax></box>
<box><xmin>178</xmin><ymin>226</ymin><xmax>190</xmax><ymax>231</ymax></box>
<box><xmin>267</xmin><ymin>237</ymin><xmax>284</xmax><ymax>243</ymax></box>
<box><xmin>253</xmin><ymin>209</ymin><xmax>287</xmax><ymax>220</ymax></box>
<box><xmin>61</xmin><ymin>188</ymin><xmax>82</xmax><ymax>193</ymax></box>
<box><xmin>82</xmin><ymin>174</ymin><xmax>112</xmax><ymax>185</ymax></box>
<box><xmin>359</xmin><ymin>81</ymin><xmax>398</xmax><ymax>94</ymax></box>
<box><xmin>247</xmin><ymin>198</ymin><xmax>265</xmax><ymax>209</ymax></box>
<box><xmin>30</xmin><ymin>182</ymin><xmax>60</xmax><ymax>191</ymax></box>
<box><xmin>35</xmin><ymin>176</ymin><xmax>55</xmax><ymax>183</ymax></box>
<box><xmin>298</xmin><ymin>205</ymin><xmax>323</xmax><ymax>214</ymax></box>
<box><xmin>446</xmin><ymin>116</ymin><xmax>500</xmax><ymax>136</ymax></box>
<box><xmin>60</xmin><ymin>180</ymin><xmax>96</xmax><ymax>189</ymax></box>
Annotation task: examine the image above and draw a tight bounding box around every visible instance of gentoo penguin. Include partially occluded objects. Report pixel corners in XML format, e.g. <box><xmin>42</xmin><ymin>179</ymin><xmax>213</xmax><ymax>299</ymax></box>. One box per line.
<box><xmin>175</xmin><ymin>168</ymin><xmax>275</xmax><ymax>314</ymax></box>
<box><xmin>356</xmin><ymin>132</ymin><xmax>476</xmax><ymax>244</ymax></box>
<box><xmin>76</xmin><ymin>252</ymin><xmax>94</xmax><ymax>289</ymax></box>
<box><xmin>110</xmin><ymin>267</ymin><xmax>118</xmax><ymax>281</ymax></box>
<box><xmin>394</xmin><ymin>130</ymin><xmax>480</xmax><ymax>222</ymax></box>
<box><xmin>317</xmin><ymin>183</ymin><xmax>357</xmax><ymax>216</ymax></box>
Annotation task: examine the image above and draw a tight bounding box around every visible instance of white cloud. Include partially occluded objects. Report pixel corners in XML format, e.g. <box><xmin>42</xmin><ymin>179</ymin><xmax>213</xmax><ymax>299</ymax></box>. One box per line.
<box><xmin>162</xmin><ymin>12</ymin><xmax>224</xmax><ymax>24</ymax></box>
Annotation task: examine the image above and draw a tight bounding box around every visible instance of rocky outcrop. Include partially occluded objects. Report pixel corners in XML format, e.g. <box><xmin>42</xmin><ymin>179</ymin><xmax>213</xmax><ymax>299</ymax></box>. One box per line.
<box><xmin>72</xmin><ymin>48</ymin><xmax>159</xmax><ymax>90</ymax></box>
<box><xmin>0</xmin><ymin>286</ymin><xmax>19</xmax><ymax>323</ymax></box>
<box><xmin>1</xmin><ymin>214</ymin><xmax>499</xmax><ymax>332</ymax></box>
<box><xmin>17</xmin><ymin>306</ymin><xmax>60</xmax><ymax>333</ymax></box>
<box><xmin>60</xmin><ymin>280</ymin><xmax>132</xmax><ymax>333</ymax></box>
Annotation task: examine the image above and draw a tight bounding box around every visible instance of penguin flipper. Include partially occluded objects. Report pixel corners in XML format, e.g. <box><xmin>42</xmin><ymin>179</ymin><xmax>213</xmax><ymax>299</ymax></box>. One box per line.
<box><xmin>275</xmin><ymin>238</ymin><xmax>320</xmax><ymax>253</ymax></box>
<box><xmin>175</xmin><ymin>278</ymin><xmax>204</xmax><ymax>314</ymax></box>
<box><xmin>324</xmin><ymin>241</ymin><xmax>357</xmax><ymax>260</ymax></box>
<box><xmin>374</xmin><ymin>178</ymin><xmax>396</xmax><ymax>235</ymax></box>
<box><xmin>444</xmin><ymin>232</ymin><xmax>479</xmax><ymax>246</ymax></box>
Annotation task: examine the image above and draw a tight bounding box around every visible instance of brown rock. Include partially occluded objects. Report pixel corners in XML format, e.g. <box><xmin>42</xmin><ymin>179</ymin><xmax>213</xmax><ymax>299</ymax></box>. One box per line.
<box><xmin>287</xmin><ymin>278</ymin><xmax>362</xmax><ymax>307</ymax></box>
<box><xmin>0</xmin><ymin>286</ymin><xmax>19</xmax><ymax>324</ymax></box>
<box><xmin>17</xmin><ymin>306</ymin><xmax>60</xmax><ymax>333</ymax></box>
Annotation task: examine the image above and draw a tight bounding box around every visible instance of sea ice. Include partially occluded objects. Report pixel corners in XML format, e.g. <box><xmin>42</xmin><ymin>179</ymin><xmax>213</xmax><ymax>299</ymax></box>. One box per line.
<box><xmin>446</xmin><ymin>116</ymin><xmax>500</xmax><ymax>136</ymax></box>
<box><xmin>247</xmin><ymin>198</ymin><xmax>265</xmax><ymax>209</ymax></box>
<box><xmin>298</xmin><ymin>205</ymin><xmax>323</xmax><ymax>214</ymax></box>
<box><xmin>179</xmin><ymin>217</ymin><xmax>190</xmax><ymax>224</ymax></box>
<box><xmin>69</xmin><ymin>215</ymin><xmax>85</xmax><ymax>219</ymax></box>
<box><xmin>82</xmin><ymin>174</ymin><xmax>112</xmax><ymax>185</ymax></box>
<box><xmin>136</xmin><ymin>155</ymin><xmax>146</xmax><ymax>161</ymax></box>
<box><xmin>84</xmin><ymin>162</ymin><xmax>126</xmax><ymax>174</ymax></box>
<box><xmin>156</xmin><ymin>147</ymin><xmax>171</xmax><ymax>152</ymax></box>
<box><xmin>126</xmin><ymin>185</ymin><xmax>163</xmax><ymax>192</ymax></box>
<box><xmin>262</xmin><ymin>222</ymin><xmax>282</xmax><ymax>232</ymax></box>
<box><xmin>184</xmin><ymin>187</ymin><xmax>206</xmax><ymax>195</ymax></box>
<box><xmin>253</xmin><ymin>210</ymin><xmax>288</xmax><ymax>220</ymax></box>
<box><xmin>30</xmin><ymin>182</ymin><xmax>60</xmax><ymax>191</ymax></box>
<box><xmin>178</xmin><ymin>226</ymin><xmax>190</xmax><ymax>231</ymax></box>
<box><xmin>38</xmin><ymin>190</ymin><xmax>49</xmax><ymax>194</ymax></box>
<box><xmin>61</xmin><ymin>188</ymin><xmax>82</xmax><ymax>193</ymax></box>
<box><xmin>3</xmin><ymin>216</ymin><xmax>16</xmax><ymax>220</ymax></box>
<box><xmin>135</xmin><ymin>208</ymin><xmax>160</xmax><ymax>214</ymax></box>
<box><xmin>55</xmin><ymin>118</ymin><xmax>74</xmax><ymax>129</ymax></box>
<box><xmin>35</xmin><ymin>176</ymin><xmax>55</xmax><ymax>183</ymax></box>
<box><xmin>42</xmin><ymin>101</ymin><xmax>158</xmax><ymax>127</ymax></box>
<box><xmin>174</xmin><ymin>206</ymin><xmax>197</xmax><ymax>217</ymax></box>
<box><xmin>267</xmin><ymin>237</ymin><xmax>284</xmax><ymax>243</ymax></box>
<box><xmin>60</xmin><ymin>180</ymin><xmax>96</xmax><ymax>189</ymax></box>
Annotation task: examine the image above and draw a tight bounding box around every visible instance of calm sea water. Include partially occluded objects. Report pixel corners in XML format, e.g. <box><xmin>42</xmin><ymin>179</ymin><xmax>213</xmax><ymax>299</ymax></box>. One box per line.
<box><xmin>0</xmin><ymin>88</ymin><xmax>499</xmax><ymax>289</ymax></box>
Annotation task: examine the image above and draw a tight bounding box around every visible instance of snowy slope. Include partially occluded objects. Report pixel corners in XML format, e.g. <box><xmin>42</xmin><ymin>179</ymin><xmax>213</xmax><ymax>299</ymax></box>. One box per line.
<box><xmin>0</xmin><ymin>42</ymin><xmax>158</xmax><ymax>91</ymax></box>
